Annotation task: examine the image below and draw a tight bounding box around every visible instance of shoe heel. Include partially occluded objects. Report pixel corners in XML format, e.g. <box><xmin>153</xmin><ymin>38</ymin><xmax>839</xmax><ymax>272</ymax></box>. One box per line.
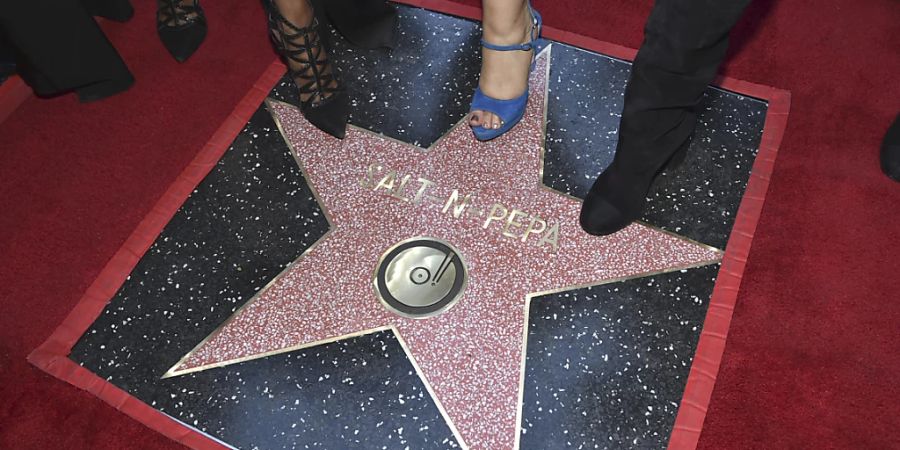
<box><xmin>76</xmin><ymin>75</ymin><xmax>135</xmax><ymax>103</ymax></box>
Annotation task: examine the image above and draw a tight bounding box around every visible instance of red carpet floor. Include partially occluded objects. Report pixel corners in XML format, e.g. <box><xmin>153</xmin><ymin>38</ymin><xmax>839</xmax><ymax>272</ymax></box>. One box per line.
<box><xmin>1</xmin><ymin>0</ymin><xmax>898</xmax><ymax>448</ymax></box>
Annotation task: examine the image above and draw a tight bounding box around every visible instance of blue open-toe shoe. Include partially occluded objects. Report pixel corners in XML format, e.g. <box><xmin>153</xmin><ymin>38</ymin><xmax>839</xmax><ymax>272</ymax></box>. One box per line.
<box><xmin>469</xmin><ymin>3</ymin><xmax>542</xmax><ymax>142</ymax></box>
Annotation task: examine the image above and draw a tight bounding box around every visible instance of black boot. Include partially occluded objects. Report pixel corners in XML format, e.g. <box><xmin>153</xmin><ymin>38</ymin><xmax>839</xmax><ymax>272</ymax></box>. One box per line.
<box><xmin>579</xmin><ymin>0</ymin><xmax>752</xmax><ymax>236</ymax></box>
<box><xmin>267</xmin><ymin>1</ymin><xmax>350</xmax><ymax>139</ymax></box>
<box><xmin>881</xmin><ymin>114</ymin><xmax>900</xmax><ymax>182</ymax></box>
<box><xmin>157</xmin><ymin>0</ymin><xmax>207</xmax><ymax>62</ymax></box>
<box><xmin>580</xmin><ymin>137</ymin><xmax>691</xmax><ymax>236</ymax></box>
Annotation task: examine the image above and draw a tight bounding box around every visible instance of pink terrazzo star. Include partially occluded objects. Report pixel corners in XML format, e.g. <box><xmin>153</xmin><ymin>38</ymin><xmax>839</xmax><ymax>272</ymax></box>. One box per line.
<box><xmin>166</xmin><ymin>48</ymin><xmax>721</xmax><ymax>449</ymax></box>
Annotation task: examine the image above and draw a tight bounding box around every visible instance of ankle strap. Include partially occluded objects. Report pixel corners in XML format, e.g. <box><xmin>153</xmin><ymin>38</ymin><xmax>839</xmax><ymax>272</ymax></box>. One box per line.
<box><xmin>481</xmin><ymin>40</ymin><xmax>535</xmax><ymax>52</ymax></box>
<box><xmin>481</xmin><ymin>4</ymin><xmax>541</xmax><ymax>52</ymax></box>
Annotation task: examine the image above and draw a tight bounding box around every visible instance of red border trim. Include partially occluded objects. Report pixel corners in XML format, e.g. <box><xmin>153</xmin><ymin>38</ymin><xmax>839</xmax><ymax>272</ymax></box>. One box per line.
<box><xmin>29</xmin><ymin>2</ymin><xmax>791</xmax><ymax>449</ymax></box>
<box><xmin>667</xmin><ymin>79</ymin><xmax>790</xmax><ymax>450</ymax></box>
<box><xmin>0</xmin><ymin>75</ymin><xmax>33</xmax><ymax>124</ymax></box>
<box><xmin>28</xmin><ymin>62</ymin><xmax>286</xmax><ymax>450</ymax></box>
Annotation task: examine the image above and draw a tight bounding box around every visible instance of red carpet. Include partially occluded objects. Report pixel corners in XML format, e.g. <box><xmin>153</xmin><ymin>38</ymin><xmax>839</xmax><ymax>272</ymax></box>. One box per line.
<box><xmin>1</xmin><ymin>0</ymin><xmax>898</xmax><ymax>449</ymax></box>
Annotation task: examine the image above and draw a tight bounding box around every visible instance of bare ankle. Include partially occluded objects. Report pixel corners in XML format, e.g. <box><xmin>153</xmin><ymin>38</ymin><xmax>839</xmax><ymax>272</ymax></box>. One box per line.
<box><xmin>274</xmin><ymin>0</ymin><xmax>314</xmax><ymax>28</ymax></box>
<box><xmin>483</xmin><ymin>7</ymin><xmax>529</xmax><ymax>44</ymax></box>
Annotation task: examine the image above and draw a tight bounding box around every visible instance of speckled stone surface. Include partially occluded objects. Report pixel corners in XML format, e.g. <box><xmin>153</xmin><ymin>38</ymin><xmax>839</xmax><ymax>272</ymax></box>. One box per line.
<box><xmin>70</xmin><ymin>106</ymin><xmax>329</xmax><ymax>382</ymax></box>
<box><xmin>69</xmin><ymin>107</ymin><xmax>457</xmax><ymax>449</ymax></box>
<box><xmin>520</xmin><ymin>264</ymin><xmax>719</xmax><ymax>449</ymax></box>
<box><xmin>67</xmin><ymin>4</ymin><xmax>768</xmax><ymax>449</ymax></box>
<box><xmin>167</xmin><ymin>53</ymin><xmax>720</xmax><ymax>450</ymax></box>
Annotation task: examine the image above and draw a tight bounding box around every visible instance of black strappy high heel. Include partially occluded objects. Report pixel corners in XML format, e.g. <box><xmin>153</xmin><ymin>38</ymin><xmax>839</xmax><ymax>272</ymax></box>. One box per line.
<box><xmin>267</xmin><ymin>2</ymin><xmax>350</xmax><ymax>139</ymax></box>
<box><xmin>156</xmin><ymin>0</ymin><xmax>207</xmax><ymax>62</ymax></box>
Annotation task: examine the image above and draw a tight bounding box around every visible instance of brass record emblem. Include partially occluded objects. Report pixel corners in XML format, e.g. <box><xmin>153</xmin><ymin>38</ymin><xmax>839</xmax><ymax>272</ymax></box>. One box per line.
<box><xmin>374</xmin><ymin>238</ymin><xmax>468</xmax><ymax>318</ymax></box>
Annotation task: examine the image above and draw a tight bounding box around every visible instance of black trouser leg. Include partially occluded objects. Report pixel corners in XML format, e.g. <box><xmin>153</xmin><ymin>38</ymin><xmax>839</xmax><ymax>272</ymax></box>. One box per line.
<box><xmin>0</xmin><ymin>0</ymin><xmax>133</xmax><ymax>100</ymax></box>
<box><xmin>581</xmin><ymin>0</ymin><xmax>753</xmax><ymax>236</ymax></box>
<box><xmin>315</xmin><ymin>0</ymin><xmax>397</xmax><ymax>49</ymax></box>
<box><xmin>615</xmin><ymin>0</ymin><xmax>753</xmax><ymax>172</ymax></box>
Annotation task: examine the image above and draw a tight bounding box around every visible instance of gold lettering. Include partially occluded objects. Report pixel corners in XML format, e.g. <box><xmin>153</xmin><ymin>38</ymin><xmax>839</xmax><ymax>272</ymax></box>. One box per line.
<box><xmin>483</xmin><ymin>203</ymin><xmax>508</xmax><ymax>229</ymax></box>
<box><xmin>502</xmin><ymin>209</ymin><xmax>528</xmax><ymax>238</ymax></box>
<box><xmin>390</xmin><ymin>174</ymin><xmax>412</xmax><ymax>201</ymax></box>
<box><xmin>442</xmin><ymin>190</ymin><xmax>472</xmax><ymax>218</ymax></box>
<box><xmin>413</xmin><ymin>178</ymin><xmax>435</xmax><ymax>204</ymax></box>
<box><xmin>521</xmin><ymin>216</ymin><xmax>547</xmax><ymax>242</ymax></box>
<box><xmin>361</xmin><ymin>163</ymin><xmax>562</xmax><ymax>252</ymax></box>
<box><xmin>374</xmin><ymin>171</ymin><xmax>397</xmax><ymax>193</ymax></box>
<box><xmin>538</xmin><ymin>222</ymin><xmax>560</xmax><ymax>251</ymax></box>
<box><xmin>360</xmin><ymin>163</ymin><xmax>382</xmax><ymax>188</ymax></box>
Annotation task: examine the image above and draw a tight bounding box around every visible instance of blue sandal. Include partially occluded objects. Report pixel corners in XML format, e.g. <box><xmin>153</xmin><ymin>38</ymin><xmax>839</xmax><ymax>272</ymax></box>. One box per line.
<box><xmin>470</xmin><ymin>3</ymin><xmax>542</xmax><ymax>141</ymax></box>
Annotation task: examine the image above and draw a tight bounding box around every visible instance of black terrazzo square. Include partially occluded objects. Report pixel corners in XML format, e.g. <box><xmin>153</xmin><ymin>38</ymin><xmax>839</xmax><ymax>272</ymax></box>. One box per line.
<box><xmin>67</xmin><ymin>4</ymin><xmax>767</xmax><ymax>449</ymax></box>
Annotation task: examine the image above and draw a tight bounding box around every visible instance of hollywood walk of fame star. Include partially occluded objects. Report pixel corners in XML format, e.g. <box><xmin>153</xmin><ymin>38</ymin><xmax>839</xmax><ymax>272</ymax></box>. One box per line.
<box><xmin>164</xmin><ymin>47</ymin><xmax>722</xmax><ymax>449</ymax></box>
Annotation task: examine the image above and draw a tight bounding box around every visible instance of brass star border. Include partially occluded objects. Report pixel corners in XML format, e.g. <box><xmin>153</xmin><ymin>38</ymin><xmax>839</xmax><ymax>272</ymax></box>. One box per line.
<box><xmin>158</xmin><ymin>46</ymin><xmax>723</xmax><ymax>450</ymax></box>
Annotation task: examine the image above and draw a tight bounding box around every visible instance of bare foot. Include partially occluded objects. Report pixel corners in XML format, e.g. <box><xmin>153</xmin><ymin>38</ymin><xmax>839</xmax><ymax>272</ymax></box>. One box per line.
<box><xmin>469</xmin><ymin>6</ymin><xmax>537</xmax><ymax>130</ymax></box>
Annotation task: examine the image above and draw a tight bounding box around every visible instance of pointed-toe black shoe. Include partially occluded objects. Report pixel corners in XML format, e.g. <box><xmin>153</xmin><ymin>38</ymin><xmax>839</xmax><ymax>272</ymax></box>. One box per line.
<box><xmin>157</xmin><ymin>0</ymin><xmax>207</xmax><ymax>62</ymax></box>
